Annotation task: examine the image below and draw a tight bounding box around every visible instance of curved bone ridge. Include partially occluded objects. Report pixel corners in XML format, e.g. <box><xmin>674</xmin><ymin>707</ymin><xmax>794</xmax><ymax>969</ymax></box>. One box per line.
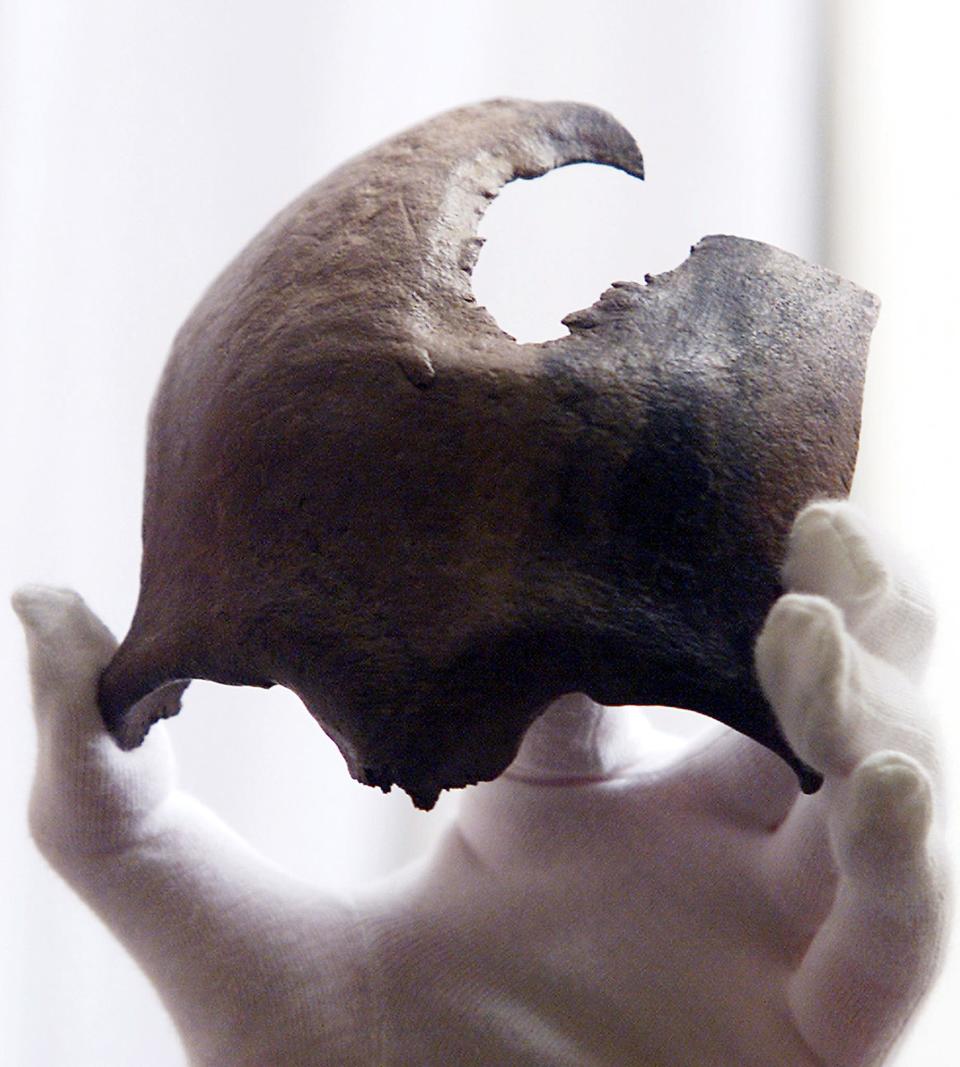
<box><xmin>334</xmin><ymin>99</ymin><xmax>646</xmax><ymax>337</ymax></box>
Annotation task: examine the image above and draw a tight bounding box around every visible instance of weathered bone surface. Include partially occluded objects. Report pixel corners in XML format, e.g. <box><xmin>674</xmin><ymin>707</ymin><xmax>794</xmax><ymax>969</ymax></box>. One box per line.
<box><xmin>99</xmin><ymin>99</ymin><xmax>878</xmax><ymax>809</ymax></box>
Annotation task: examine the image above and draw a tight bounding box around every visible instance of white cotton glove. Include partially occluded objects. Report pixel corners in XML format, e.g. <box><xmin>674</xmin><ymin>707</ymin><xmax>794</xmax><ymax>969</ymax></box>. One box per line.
<box><xmin>13</xmin><ymin>588</ymin><xmax>371</xmax><ymax>1067</ymax></box>
<box><xmin>14</xmin><ymin>500</ymin><xmax>949</xmax><ymax>1066</ymax></box>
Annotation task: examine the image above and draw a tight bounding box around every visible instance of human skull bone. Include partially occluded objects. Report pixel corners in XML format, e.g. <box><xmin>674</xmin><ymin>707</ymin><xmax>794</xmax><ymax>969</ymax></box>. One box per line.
<box><xmin>98</xmin><ymin>99</ymin><xmax>877</xmax><ymax>809</ymax></box>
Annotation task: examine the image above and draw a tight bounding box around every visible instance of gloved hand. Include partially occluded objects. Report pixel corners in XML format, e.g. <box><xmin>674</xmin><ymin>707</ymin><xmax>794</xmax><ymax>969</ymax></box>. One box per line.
<box><xmin>14</xmin><ymin>500</ymin><xmax>948</xmax><ymax>1066</ymax></box>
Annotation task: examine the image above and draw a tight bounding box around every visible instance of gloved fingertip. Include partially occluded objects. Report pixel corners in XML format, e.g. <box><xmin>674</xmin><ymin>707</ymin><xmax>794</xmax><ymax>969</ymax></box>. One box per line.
<box><xmin>11</xmin><ymin>584</ymin><xmax>83</xmax><ymax>633</ymax></box>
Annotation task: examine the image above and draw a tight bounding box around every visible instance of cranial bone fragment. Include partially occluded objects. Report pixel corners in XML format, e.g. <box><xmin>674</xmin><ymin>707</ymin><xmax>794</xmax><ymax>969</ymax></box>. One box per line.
<box><xmin>98</xmin><ymin>99</ymin><xmax>877</xmax><ymax>809</ymax></box>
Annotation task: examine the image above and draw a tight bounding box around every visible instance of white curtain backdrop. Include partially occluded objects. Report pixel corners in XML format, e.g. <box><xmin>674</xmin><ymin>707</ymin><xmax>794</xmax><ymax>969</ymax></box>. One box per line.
<box><xmin>2</xmin><ymin>1</ymin><xmax>955</xmax><ymax>1064</ymax></box>
<box><xmin>824</xmin><ymin>3</ymin><xmax>960</xmax><ymax>1063</ymax></box>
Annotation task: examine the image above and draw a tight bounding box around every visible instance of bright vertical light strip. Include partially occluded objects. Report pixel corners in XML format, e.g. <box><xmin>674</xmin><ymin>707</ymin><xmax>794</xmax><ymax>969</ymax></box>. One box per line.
<box><xmin>827</xmin><ymin>4</ymin><xmax>960</xmax><ymax>1063</ymax></box>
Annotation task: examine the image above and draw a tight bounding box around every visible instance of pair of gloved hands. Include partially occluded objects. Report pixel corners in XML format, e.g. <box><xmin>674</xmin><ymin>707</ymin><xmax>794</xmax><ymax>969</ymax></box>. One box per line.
<box><xmin>14</xmin><ymin>501</ymin><xmax>948</xmax><ymax>1066</ymax></box>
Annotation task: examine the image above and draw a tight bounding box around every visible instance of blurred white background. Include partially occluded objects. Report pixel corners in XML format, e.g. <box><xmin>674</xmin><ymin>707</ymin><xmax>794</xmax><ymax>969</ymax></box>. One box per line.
<box><xmin>1</xmin><ymin>1</ymin><xmax>957</xmax><ymax>1063</ymax></box>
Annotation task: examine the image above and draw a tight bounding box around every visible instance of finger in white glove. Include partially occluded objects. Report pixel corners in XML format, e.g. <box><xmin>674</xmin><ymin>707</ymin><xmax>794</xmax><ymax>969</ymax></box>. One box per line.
<box><xmin>13</xmin><ymin>585</ymin><xmax>370</xmax><ymax>1066</ymax></box>
<box><xmin>755</xmin><ymin>502</ymin><xmax>948</xmax><ymax>1066</ymax></box>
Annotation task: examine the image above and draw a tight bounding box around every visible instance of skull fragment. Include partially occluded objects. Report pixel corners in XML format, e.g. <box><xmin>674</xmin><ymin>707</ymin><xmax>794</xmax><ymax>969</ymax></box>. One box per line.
<box><xmin>99</xmin><ymin>99</ymin><xmax>878</xmax><ymax>809</ymax></box>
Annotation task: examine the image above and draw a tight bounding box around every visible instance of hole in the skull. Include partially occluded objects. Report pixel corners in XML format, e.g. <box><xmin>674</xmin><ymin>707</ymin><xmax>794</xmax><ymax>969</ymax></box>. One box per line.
<box><xmin>471</xmin><ymin>164</ymin><xmax>650</xmax><ymax>344</ymax></box>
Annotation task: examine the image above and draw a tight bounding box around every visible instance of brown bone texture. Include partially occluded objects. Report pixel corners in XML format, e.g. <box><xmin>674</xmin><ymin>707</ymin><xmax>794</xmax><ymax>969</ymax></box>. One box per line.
<box><xmin>98</xmin><ymin>99</ymin><xmax>878</xmax><ymax>810</ymax></box>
